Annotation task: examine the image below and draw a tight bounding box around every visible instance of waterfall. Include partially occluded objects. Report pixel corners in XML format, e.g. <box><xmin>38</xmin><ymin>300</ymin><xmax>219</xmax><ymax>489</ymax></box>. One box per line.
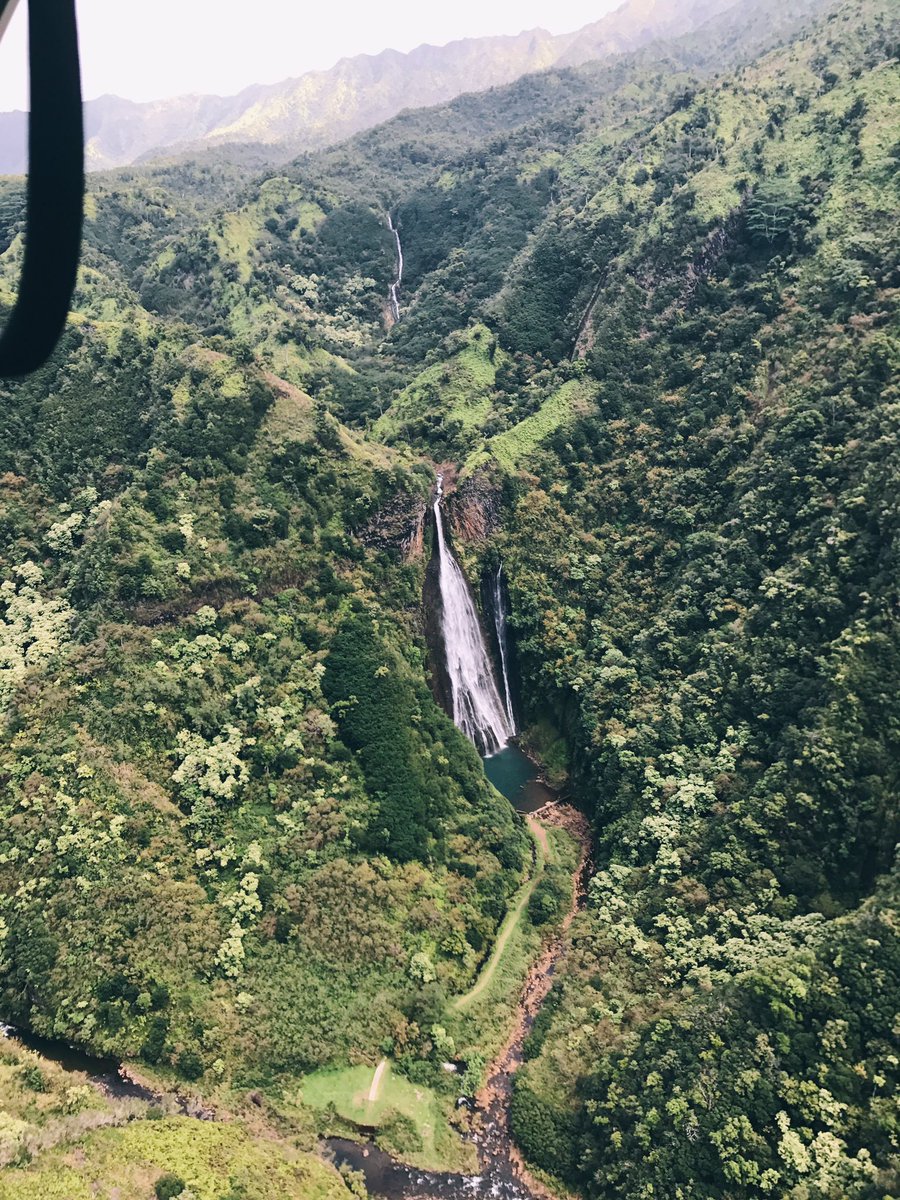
<box><xmin>433</xmin><ymin>476</ymin><xmax>513</xmax><ymax>756</ymax></box>
<box><xmin>492</xmin><ymin>563</ymin><xmax>516</xmax><ymax>730</ymax></box>
<box><xmin>387</xmin><ymin>212</ymin><xmax>403</xmax><ymax>322</ymax></box>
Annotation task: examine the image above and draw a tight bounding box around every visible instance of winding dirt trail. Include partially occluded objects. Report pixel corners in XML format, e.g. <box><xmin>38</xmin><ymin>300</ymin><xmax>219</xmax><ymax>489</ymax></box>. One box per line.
<box><xmin>452</xmin><ymin>815</ymin><xmax>548</xmax><ymax>1011</ymax></box>
<box><xmin>368</xmin><ymin>1058</ymin><xmax>388</xmax><ymax>1104</ymax></box>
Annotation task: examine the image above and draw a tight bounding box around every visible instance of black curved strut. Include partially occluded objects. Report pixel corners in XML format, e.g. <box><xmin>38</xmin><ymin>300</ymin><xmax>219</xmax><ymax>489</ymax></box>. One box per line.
<box><xmin>0</xmin><ymin>0</ymin><xmax>84</xmax><ymax>377</ymax></box>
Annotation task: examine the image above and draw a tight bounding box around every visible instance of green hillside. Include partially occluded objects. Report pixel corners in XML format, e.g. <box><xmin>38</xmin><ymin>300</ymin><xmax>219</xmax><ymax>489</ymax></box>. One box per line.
<box><xmin>0</xmin><ymin>0</ymin><xmax>897</xmax><ymax>1196</ymax></box>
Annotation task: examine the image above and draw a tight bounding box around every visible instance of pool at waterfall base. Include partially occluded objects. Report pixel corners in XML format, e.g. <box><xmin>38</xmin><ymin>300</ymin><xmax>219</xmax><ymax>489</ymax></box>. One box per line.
<box><xmin>483</xmin><ymin>743</ymin><xmax>555</xmax><ymax>813</ymax></box>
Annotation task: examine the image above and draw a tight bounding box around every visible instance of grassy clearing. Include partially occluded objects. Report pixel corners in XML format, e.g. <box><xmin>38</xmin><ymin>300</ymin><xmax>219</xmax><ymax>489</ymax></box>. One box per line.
<box><xmin>300</xmin><ymin>1061</ymin><xmax>421</xmax><ymax>1125</ymax></box>
<box><xmin>297</xmin><ymin>1061</ymin><xmax>473</xmax><ymax>1172</ymax></box>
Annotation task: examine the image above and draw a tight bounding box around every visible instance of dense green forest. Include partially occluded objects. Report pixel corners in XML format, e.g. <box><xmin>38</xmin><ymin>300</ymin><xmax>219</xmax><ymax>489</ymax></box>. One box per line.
<box><xmin>0</xmin><ymin>0</ymin><xmax>897</xmax><ymax>1195</ymax></box>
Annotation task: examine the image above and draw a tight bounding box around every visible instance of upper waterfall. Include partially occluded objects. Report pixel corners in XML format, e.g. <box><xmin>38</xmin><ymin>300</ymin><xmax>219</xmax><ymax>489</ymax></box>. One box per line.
<box><xmin>433</xmin><ymin>476</ymin><xmax>513</xmax><ymax>756</ymax></box>
<box><xmin>387</xmin><ymin>213</ymin><xmax>403</xmax><ymax>323</ymax></box>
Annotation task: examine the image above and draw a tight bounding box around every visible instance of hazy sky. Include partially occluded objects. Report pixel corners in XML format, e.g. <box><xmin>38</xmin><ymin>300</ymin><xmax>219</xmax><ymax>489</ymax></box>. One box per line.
<box><xmin>0</xmin><ymin>0</ymin><xmax>621</xmax><ymax>110</ymax></box>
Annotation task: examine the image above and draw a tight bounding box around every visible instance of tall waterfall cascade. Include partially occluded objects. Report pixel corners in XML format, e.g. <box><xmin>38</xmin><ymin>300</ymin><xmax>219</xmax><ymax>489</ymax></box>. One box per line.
<box><xmin>433</xmin><ymin>475</ymin><xmax>514</xmax><ymax>756</ymax></box>
<box><xmin>387</xmin><ymin>213</ymin><xmax>403</xmax><ymax>322</ymax></box>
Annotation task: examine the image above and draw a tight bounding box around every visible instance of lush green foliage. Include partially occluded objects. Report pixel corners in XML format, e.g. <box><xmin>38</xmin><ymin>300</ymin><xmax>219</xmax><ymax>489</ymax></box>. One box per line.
<box><xmin>0</xmin><ymin>1112</ymin><xmax>347</xmax><ymax>1200</ymax></box>
<box><xmin>0</xmin><ymin>302</ymin><xmax>526</xmax><ymax>1092</ymax></box>
<box><xmin>0</xmin><ymin>1037</ymin><xmax>344</xmax><ymax>1198</ymax></box>
<box><xmin>0</xmin><ymin>0</ymin><xmax>897</xmax><ymax>1194</ymax></box>
<box><xmin>482</xmin><ymin>3</ymin><xmax>900</xmax><ymax>1194</ymax></box>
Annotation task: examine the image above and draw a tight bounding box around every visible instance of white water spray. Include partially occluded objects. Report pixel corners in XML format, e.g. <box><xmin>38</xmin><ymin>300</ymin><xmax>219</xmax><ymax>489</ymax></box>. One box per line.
<box><xmin>387</xmin><ymin>212</ymin><xmax>403</xmax><ymax>322</ymax></box>
<box><xmin>433</xmin><ymin>476</ymin><xmax>513</xmax><ymax>756</ymax></box>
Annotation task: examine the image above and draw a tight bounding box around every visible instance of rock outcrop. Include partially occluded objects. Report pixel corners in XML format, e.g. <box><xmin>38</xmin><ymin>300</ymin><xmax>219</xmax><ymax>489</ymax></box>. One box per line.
<box><xmin>447</xmin><ymin>470</ymin><xmax>503</xmax><ymax>543</ymax></box>
<box><xmin>357</xmin><ymin>490</ymin><xmax>426</xmax><ymax>559</ymax></box>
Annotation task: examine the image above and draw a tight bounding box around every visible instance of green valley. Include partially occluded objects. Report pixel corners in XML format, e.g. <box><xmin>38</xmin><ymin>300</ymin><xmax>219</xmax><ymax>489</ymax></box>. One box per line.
<box><xmin>0</xmin><ymin>0</ymin><xmax>897</xmax><ymax>1197</ymax></box>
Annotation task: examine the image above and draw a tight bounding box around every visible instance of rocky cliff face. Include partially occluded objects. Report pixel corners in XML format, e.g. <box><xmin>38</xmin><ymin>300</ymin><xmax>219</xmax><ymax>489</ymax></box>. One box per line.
<box><xmin>355</xmin><ymin>468</ymin><xmax>500</xmax><ymax>562</ymax></box>
<box><xmin>357</xmin><ymin>490</ymin><xmax>426</xmax><ymax>560</ymax></box>
<box><xmin>446</xmin><ymin>471</ymin><xmax>503</xmax><ymax>544</ymax></box>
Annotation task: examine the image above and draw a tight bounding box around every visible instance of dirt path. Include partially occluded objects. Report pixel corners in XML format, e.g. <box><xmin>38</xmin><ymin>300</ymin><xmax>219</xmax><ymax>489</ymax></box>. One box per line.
<box><xmin>527</xmin><ymin>814</ymin><xmax>550</xmax><ymax>859</ymax></box>
<box><xmin>368</xmin><ymin>1058</ymin><xmax>388</xmax><ymax>1103</ymax></box>
<box><xmin>478</xmin><ymin>805</ymin><xmax>591</xmax><ymax>1094</ymax></box>
<box><xmin>322</xmin><ymin>804</ymin><xmax>592</xmax><ymax>1200</ymax></box>
<box><xmin>452</xmin><ymin>816</ymin><xmax>547</xmax><ymax>1012</ymax></box>
<box><xmin>472</xmin><ymin>804</ymin><xmax>592</xmax><ymax>1198</ymax></box>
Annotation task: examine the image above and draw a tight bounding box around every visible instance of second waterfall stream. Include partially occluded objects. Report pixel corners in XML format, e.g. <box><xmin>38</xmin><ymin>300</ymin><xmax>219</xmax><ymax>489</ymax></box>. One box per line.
<box><xmin>433</xmin><ymin>475</ymin><xmax>514</xmax><ymax>755</ymax></box>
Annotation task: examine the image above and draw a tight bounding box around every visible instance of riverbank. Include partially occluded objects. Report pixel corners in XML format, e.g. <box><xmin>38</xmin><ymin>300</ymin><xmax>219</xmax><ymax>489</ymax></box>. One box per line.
<box><xmin>327</xmin><ymin>801</ymin><xmax>592</xmax><ymax>1199</ymax></box>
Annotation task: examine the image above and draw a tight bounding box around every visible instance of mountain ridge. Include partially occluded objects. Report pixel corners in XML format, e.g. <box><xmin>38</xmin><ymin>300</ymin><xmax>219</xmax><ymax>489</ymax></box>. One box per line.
<box><xmin>0</xmin><ymin>0</ymin><xmax>740</xmax><ymax>174</ymax></box>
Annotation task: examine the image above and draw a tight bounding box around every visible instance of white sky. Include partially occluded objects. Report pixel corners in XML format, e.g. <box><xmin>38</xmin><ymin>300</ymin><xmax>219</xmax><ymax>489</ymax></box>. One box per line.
<box><xmin>0</xmin><ymin>0</ymin><xmax>621</xmax><ymax>111</ymax></box>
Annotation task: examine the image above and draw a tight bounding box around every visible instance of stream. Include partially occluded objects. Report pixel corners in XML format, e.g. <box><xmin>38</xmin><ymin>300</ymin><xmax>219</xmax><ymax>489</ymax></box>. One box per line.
<box><xmin>325</xmin><ymin>756</ymin><xmax>585</xmax><ymax>1200</ymax></box>
<box><xmin>0</xmin><ymin>1021</ymin><xmax>158</xmax><ymax>1103</ymax></box>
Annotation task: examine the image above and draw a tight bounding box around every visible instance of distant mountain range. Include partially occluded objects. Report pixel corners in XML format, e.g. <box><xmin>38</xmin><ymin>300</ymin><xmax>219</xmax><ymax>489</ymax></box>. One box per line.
<box><xmin>0</xmin><ymin>0</ymin><xmax>739</xmax><ymax>174</ymax></box>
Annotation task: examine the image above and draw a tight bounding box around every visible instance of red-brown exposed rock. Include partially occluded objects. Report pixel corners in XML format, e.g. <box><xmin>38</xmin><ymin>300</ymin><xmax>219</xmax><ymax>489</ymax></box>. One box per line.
<box><xmin>447</xmin><ymin>470</ymin><xmax>502</xmax><ymax>543</ymax></box>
